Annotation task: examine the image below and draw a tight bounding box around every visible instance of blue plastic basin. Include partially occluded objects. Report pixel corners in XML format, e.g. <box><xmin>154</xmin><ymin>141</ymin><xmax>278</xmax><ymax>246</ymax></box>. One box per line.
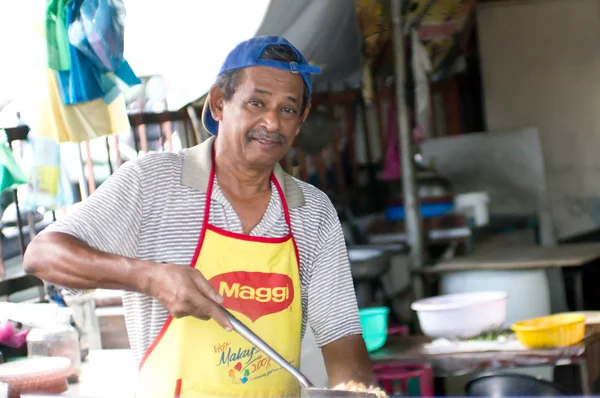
<box><xmin>359</xmin><ymin>307</ymin><xmax>390</xmax><ymax>352</ymax></box>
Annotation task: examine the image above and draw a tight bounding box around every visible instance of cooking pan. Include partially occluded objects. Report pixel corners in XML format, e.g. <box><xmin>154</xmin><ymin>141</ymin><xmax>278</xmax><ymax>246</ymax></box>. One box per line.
<box><xmin>218</xmin><ymin>305</ymin><xmax>383</xmax><ymax>398</ymax></box>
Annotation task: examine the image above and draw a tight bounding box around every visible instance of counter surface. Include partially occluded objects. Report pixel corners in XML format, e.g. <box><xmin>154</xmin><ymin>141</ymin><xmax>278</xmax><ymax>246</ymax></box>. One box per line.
<box><xmin>66</xmin><ymin>349</ymin><xmax>136</xmax><ymax>397</ymax></box>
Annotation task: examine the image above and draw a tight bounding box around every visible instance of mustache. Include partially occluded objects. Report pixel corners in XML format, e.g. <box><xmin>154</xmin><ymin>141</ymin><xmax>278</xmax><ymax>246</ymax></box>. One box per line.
<box><xmin>247</xmin><ymin>129</ymin><xmax>285</xmax><ymax>144</ymax></box>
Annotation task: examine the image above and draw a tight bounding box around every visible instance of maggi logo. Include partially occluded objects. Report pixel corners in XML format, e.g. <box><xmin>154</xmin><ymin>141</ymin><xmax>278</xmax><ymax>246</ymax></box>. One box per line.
<box><xmin>219</xmin><ymin>282</ymin><xmax>289</xmax><ymax>303</ymax></box>
<box><xmin>209</xmin><ymin>271</ymin><xmax>295</xmax><ymax>322</ymax></box>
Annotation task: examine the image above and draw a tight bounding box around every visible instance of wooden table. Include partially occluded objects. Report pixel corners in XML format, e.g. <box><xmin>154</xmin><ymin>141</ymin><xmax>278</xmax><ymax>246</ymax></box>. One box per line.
<box><xmin>370</xmin><ymin>334</ymin><xmax>600</xmax><ymax>395</ymax></box>
<box><xmin>420</xmin><ymin>242</ymin><xmax>600</xmax><ymax>310</ymax></box>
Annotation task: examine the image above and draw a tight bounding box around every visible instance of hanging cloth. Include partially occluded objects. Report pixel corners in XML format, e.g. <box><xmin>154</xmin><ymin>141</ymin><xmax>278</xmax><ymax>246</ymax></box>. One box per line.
<box><xmin>411</xmin><ymin>29</ymin><xmax>432</xmax><ymax>141</ymax></box>
<box><xmin>36</xmin><ymin>68</ymin><xmax>130</xmax><ymax>143</ymax></box>
<box><xmin>46</xmin><ymin>0</ymin><xmax>72</xmax><ymax>71</ymax></box>
<box><xmin>0</xmin><ymin>131</ymin><xmax>29</xmax><ymax>193</ymax></box>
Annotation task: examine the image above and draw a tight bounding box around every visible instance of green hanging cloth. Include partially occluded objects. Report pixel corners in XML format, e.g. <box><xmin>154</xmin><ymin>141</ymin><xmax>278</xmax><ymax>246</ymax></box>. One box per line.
<box><xmin>46</xmin><ymin>0</ymin><xmax>72</xmax><ymax>71</ymax></box>
<box><xmin>0</xmin><ymin>131</ymin><xmax>29</xmax><ymax>193</ymax></box>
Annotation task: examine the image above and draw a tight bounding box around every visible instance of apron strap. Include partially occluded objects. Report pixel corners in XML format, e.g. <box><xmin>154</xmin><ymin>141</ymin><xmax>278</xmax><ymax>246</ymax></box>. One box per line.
<box><xmin>270</xmin><ymin>175</ymin><xmax>293</xmax><ymax>233</ymax></box>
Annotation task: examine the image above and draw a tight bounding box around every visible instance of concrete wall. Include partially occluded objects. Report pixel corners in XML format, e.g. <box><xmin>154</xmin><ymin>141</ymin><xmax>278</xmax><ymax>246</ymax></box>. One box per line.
<box><xmin>477</xmin><ymin>0</ymin><xmax>600</xmax><ymax>239</ymax></box>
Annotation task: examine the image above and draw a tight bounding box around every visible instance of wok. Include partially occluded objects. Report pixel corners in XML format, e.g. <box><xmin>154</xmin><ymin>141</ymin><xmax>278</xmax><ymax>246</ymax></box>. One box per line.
<box><xmin>218</xmin><ymin>305</ymin><xmax>383</xmax><ymax>398</ymax></box>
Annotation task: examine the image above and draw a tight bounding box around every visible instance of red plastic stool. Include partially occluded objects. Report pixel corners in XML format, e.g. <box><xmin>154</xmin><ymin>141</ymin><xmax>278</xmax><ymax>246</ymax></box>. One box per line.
<box><xmin>372</xmin><ymin>362</ymin><xmax>434</xmax><ymax>397</ymax></box>
<box><xmin>387</xmin><ymin>325</ymin><xmax>410</xmax><ymax>336</ymax></box>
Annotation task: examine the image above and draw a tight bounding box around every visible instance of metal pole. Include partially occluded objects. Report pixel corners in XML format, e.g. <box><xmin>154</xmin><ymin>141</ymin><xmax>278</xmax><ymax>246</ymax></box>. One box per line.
<box><xmin>391</xmin><ymin>0</ymin><xmax>426</xmax><ymax>295</ymax></box>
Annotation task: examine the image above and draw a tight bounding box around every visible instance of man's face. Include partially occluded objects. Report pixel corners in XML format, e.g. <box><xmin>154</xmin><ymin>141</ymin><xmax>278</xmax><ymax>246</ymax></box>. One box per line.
<box><xmin>210</xmin><ymin>66</ymin><xmax>309</xmax><ymax>169</ymax></box>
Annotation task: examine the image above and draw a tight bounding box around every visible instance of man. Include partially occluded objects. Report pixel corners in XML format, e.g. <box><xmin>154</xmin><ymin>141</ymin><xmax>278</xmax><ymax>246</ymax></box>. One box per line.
<box><xmin>24</xmin><ymin>36</ymin><xmax>372</xmax><ymax>397</ymax></box>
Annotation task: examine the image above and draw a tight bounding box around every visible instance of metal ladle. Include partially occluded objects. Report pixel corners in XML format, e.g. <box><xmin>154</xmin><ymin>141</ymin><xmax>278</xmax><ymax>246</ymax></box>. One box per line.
<box><xmin>218</xmin><ymin>305</ymin><xmax>382</xmax><ymax>398</ymax></box>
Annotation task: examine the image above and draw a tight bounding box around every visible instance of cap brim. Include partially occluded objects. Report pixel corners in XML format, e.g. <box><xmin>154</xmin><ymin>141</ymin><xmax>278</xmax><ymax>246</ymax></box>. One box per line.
<box><xmin>201</xmin><ymin>93</ymin><xmax>218</xmax><ymax>136</ymax></box>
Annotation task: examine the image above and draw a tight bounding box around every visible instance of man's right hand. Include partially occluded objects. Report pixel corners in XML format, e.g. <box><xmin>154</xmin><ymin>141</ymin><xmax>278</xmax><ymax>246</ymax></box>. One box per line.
<box><xmin>147</xmin><ymin>263</ymin><xmax>233</xmax><ymax>331</ymax></box>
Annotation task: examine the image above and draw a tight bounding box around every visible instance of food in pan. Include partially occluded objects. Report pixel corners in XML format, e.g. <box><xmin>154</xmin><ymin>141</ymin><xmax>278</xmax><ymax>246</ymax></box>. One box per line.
<box><xmin>333</xmin><ymin>381</ymin><xmax>388</xmax><ymax>397</ymax></box>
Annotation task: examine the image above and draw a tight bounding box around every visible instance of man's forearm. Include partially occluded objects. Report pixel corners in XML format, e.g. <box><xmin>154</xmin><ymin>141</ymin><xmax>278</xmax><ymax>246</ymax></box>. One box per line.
<box><xmin>322</xmin><ymin>334</ymin><xmax>374</xmax><ymax>387</ymax></box>
<box><xmin>24</xmin><ymin>232</ymin><xmax>153</xmax><ymax>294</ymax></box>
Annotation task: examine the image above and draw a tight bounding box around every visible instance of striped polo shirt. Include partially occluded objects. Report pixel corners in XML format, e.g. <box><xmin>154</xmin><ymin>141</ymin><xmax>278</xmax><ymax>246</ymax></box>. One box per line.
<box><xmin>45</xmin><ymin>136</ymin><xmax>363</xmax><ymax>366</ymax></box>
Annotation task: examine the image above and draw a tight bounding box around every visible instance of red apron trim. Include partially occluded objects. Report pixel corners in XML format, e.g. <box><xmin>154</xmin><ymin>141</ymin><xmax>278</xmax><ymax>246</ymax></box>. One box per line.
<box><xmin>188</xmin><ymin>149</ymin><xmax>217</xmax><ymax>269</ymax></box>
<box><xmin>174</xmin><ymin>379</ymin><xmax>182</xmax><ymax>398</ymax></box>
<box><xmin>138</xmin><ymin>315</ymin><xmax>174</xmax><ymax>370</ymax></box>
<box><xmin>271</xmin><ymin>176</ymin><xmax>292</xmax><ymax>227</ymax></box>
<box><xmin>271</xmin><ymin>176</ymin><xmax>301</xmax><ymax>265</ymax></box>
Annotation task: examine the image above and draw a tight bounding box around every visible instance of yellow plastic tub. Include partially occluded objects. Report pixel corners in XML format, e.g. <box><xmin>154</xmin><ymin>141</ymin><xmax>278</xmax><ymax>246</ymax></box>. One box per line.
<box><xmin>511</xmin><ymin>313</ymin><xmax>586</xmax><ymax>348</ymax></box>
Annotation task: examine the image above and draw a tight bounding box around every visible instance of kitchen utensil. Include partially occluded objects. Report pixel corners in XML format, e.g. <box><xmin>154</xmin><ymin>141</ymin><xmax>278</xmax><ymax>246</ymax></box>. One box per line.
<box><xmin>218</xmin><ymin>305</ymin><xmax>384</xmax><ymax>398</ymax></box>
<box><xmin>63</xmin><ymin>291</ymin><xmax>102</xmax><ymax>351</ymax></box>
<box><xmin>27</xmin><ymin>325</ymin><xmax>81</xmax><ymax>383</ymax></box>
<box><xmin>348</xmin><ymin>248</ymin><xmax>391</xmax><ymax>281</ymax></box>
<box><xmin>416</xmin><ymin>170</ymin><xmax>453</xmax><ymax>199</ymax></box>
<box><xmin>348</xmin><ymin>247</ymin><xmax>393</xmax><ymax>309</ymax></box>
<box><xmin>557</xmin><ymin>311</ymin><xmax>600</xmax><ymax>335</ymax></box>
<box><xmin>388</xmin><ymin>168</ymin><xmax>453</xmax><ymax>201</ymax></box>
<box><xmin>511</xmin><ymin>313</ymin><xmax>585</xmax><ymax>348</ymax></box>
<box><xmin>0</xmin><ymin>357</ymin><xmax>70</xmax><ymax>398</ymax></box>
<box><xmin>455</xmin><ymin>192</ymin><xmax>490</xmax><ymax>227</ymax></box>
<box><xmin>465</xmin><ymin>373</ymin><xmax>567</xmax><ymax>397</ymax></box>
<box><xmin>359</xmin><ymin>307</ymin><xmax>390</xmax><ymax>352</ymax></box>
<box><xmin>411</xmin><ymin>291</ymin><xmax>507</xmax><ymax>339</ymax></box>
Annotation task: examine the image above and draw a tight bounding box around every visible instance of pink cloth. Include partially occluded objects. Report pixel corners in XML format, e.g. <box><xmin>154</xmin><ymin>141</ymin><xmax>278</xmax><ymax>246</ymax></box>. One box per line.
<box><xmin>379</xmin><ymin>96</ymin><xmax>401</xmax><ymax>181</ymax></box>
<box><xmin>379</xmin><ymin>97</ymin><xmax>423</xmax><ymax>181</ymax></box>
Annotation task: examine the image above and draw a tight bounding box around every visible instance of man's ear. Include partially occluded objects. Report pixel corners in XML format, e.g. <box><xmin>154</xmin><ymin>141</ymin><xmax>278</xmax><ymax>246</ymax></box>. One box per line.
<box><xmin>295</xmin><ymin>103</ymin><xmax>312</xmax><ymax>136</ymax></box>
<box><xmin>208</xmin><ymin>85</ymin><xmax>225</xmax><ymax>122</ymax></box>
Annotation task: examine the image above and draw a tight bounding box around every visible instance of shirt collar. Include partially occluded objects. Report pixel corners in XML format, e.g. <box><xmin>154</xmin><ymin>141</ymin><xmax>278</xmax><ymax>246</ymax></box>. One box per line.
<box><xmin>181</xmin><ymin>136</ymin><xmax>305</xmax><ymax>209</ymax></box>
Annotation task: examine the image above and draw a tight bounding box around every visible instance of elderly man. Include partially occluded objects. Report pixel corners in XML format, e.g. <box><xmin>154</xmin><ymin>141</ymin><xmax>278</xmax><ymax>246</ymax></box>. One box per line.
<box><xmin>24</xmin><ymin>36</ymin><xmax>372</xmax><ymax>397</ymax></box>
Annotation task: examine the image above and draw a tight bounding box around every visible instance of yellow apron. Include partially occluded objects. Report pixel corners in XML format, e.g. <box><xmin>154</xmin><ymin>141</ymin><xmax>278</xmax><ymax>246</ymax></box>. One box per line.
<box><xmin>137</xmin><ymin>163</ymin><xmax>302</xmax><ymax>398</ymax></box>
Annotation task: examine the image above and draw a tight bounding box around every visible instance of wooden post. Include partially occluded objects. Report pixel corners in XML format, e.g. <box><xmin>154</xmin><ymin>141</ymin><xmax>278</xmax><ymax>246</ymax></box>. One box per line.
<box><xmin>392</xmin><ymin>0</ymin><xmax>426</xmax><ymax>296</ymax></box>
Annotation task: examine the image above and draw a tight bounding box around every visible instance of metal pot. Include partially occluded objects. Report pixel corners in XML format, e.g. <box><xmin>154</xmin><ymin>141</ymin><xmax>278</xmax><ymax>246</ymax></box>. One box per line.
<box><xmin>416</xmin><ymin>170</ymin><xmax>453</xmax><ymax>199</ymax></box>
<box><xmin>348</xmin><ymin>247</ymin><xmax>392</xmax><ymax>281</ymax></box>
<box><xmin>389</xmin><ymin>169</ymin><xmax>453</xmax><ymax>202</ymax></box>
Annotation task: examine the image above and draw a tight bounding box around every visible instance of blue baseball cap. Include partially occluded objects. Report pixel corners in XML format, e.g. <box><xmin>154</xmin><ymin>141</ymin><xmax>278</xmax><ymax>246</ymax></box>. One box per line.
<box><xmin>202</xmin><ymin>36</ymin><xmax>322</xmax><ymax>136</ymax></box>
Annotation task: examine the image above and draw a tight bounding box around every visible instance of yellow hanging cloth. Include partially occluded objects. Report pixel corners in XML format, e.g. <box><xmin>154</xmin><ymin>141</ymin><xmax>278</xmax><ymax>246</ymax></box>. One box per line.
<box><xmin>36</xmin><ymin>68</ymin><xmax>130</xmax><ymax>143</ymax></box>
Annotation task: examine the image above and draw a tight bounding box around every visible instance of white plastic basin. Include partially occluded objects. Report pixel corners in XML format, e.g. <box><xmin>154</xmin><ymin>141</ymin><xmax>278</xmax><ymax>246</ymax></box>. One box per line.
<box><xmin>440</xmin><ymin>269</ymin><xmax>551</xmax><ymax>327</ymax></box>
<box><xmin>411</xmin><ymin>291</ymin><xmax>508</xmax><ymax>339</ymax></box>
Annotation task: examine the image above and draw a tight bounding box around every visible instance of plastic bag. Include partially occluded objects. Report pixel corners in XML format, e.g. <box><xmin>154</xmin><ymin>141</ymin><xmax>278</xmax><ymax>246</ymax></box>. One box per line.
<box><xmin>59</xmin><ymin>0</ymin><xmax>106</xmax><ymax>104</ymax></box>
<box><xmin>68</xmin><ymin>0</ymin><xmax>126</xmax><ymax>72</ymax></box>
<box><xmin>61</xmin><ymin>0</ymin><xmax>140</xmax><ymax>105</ymax></box>
<box><xmin>21</xmin><ymin>136</ymin><xmax>75</xmax><ymax>211</ymax></box>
